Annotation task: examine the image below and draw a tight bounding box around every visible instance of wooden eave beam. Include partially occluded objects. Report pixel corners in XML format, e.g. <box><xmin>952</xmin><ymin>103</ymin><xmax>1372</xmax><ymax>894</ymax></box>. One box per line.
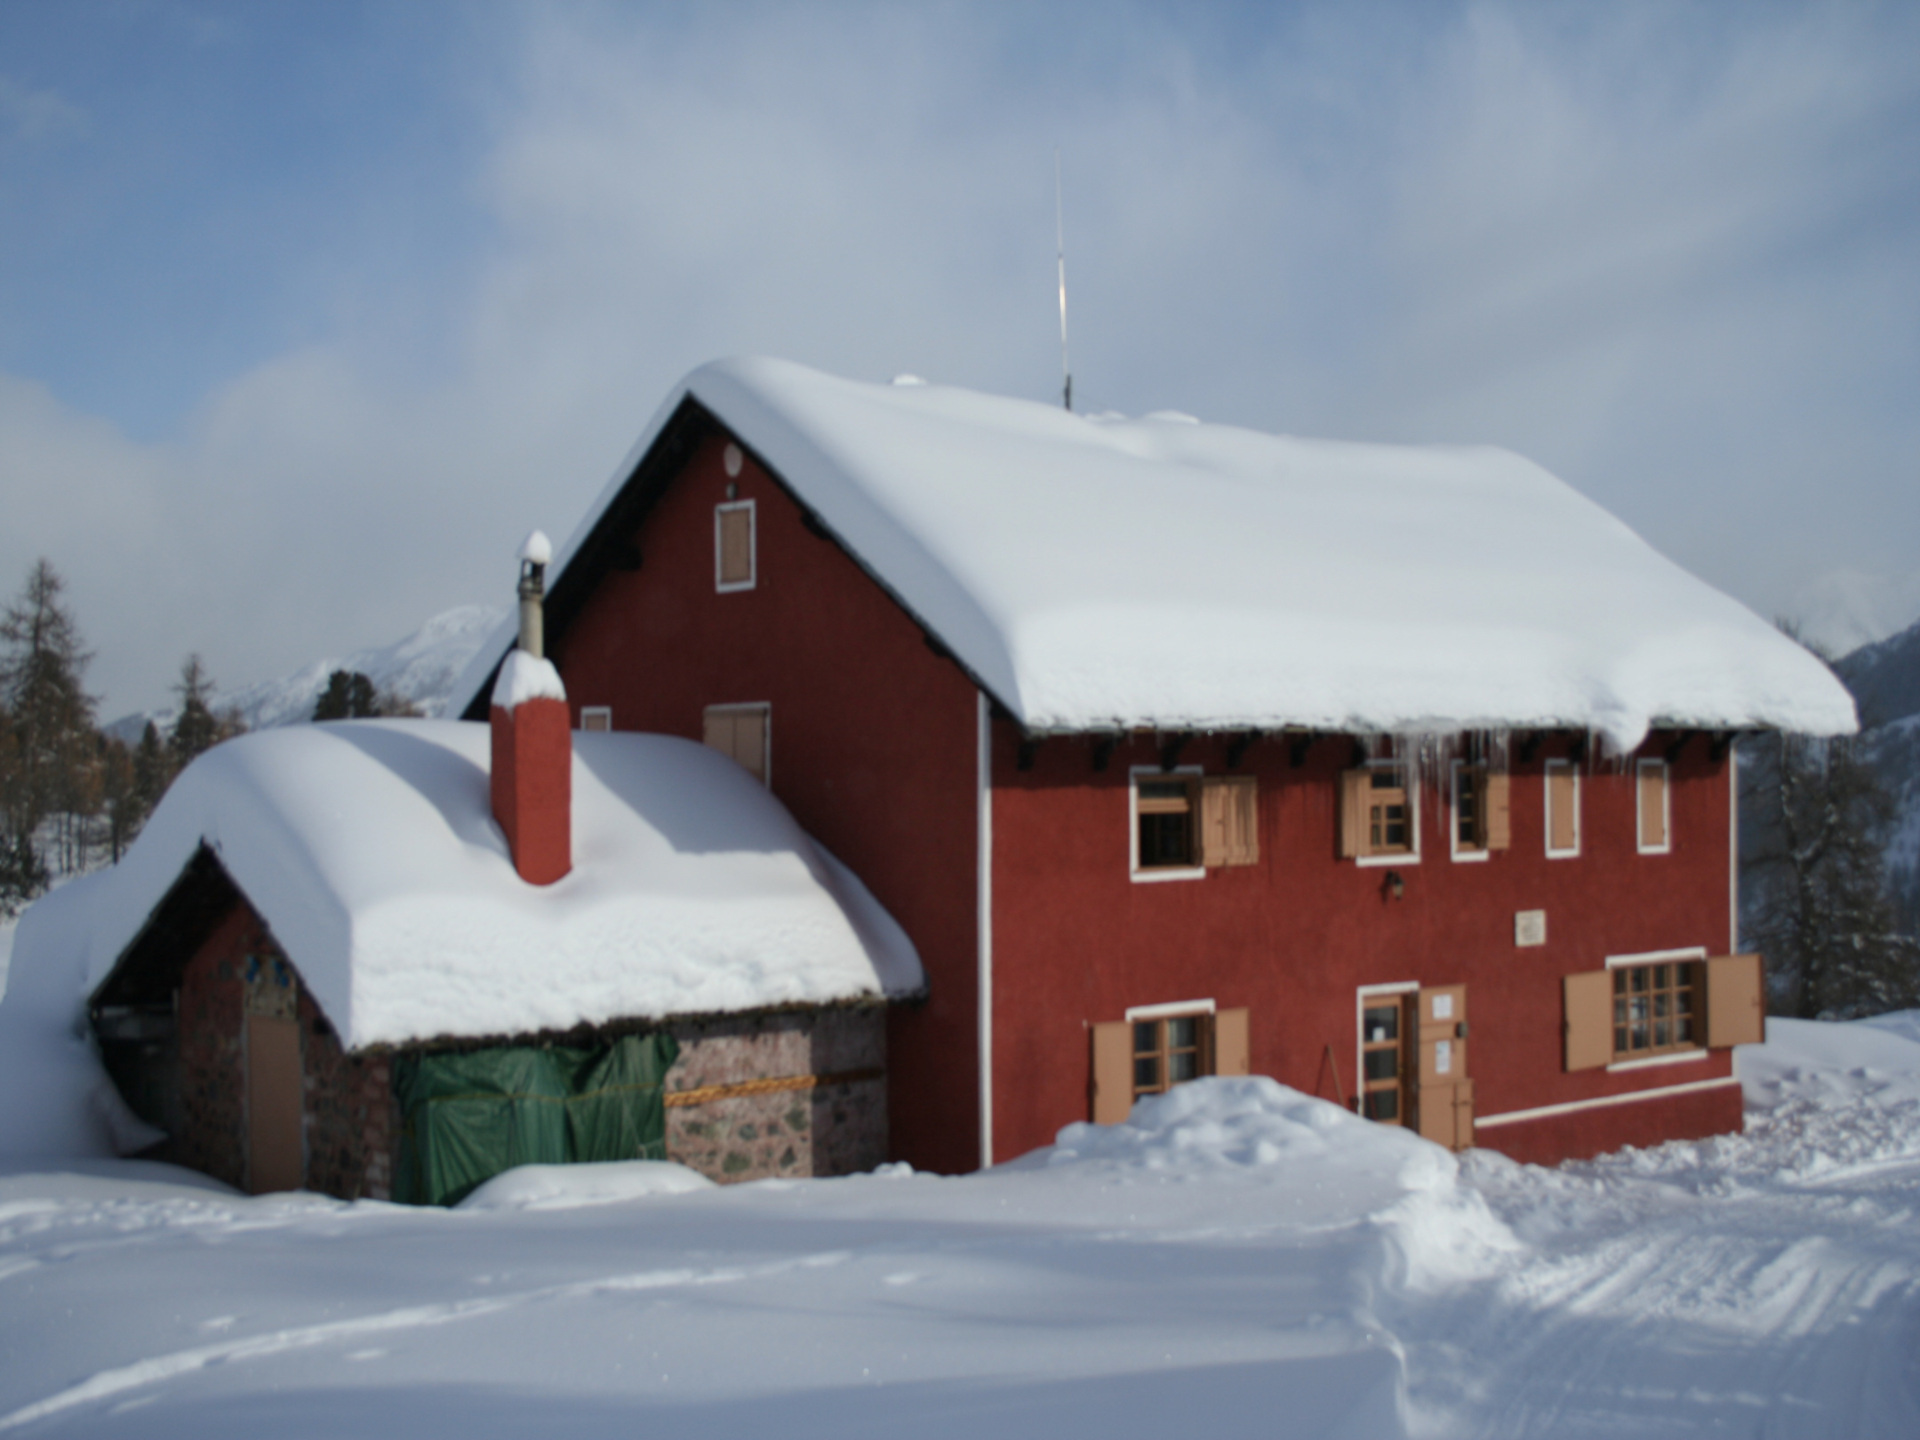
<box><xmin>1226</xmin><ymin>730</ymin><xmax>1260</xmax><ymax>769</ymax></box>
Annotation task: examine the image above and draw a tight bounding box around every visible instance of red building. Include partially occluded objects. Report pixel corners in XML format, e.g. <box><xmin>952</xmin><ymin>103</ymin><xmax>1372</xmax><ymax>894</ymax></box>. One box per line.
<box><xmin>454</xmin><ymin>358</ymin><xmax>1856</xmax><ymax>1173</ymax></box>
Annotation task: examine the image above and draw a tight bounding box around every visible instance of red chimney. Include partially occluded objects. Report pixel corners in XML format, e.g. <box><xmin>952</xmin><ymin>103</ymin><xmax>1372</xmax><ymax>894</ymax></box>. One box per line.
<box><xmin>490</xmin><ymin>531</ymin><xmax>571</xmax><ymax>885</ymax></box>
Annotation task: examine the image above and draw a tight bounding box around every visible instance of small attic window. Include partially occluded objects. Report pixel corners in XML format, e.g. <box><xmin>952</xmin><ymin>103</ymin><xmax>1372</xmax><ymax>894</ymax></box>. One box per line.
<box><xmin>579</xmin><ymin>706</ymin><xmax>611</xmax><ymax>733</ymax></box>
<box><xmin>716</xmin><ymin>500</ymin><xmax>756</xmax><ymax>592</ymax></box>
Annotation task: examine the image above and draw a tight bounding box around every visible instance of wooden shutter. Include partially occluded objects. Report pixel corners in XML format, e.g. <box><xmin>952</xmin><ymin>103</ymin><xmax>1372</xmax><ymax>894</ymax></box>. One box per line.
<box><xmin>1202</xmin><ymin>778</ymin><xmax>1258</xmax><ymax>866</ymax></box>
<box><xmin>1483</xmin><ymin>771</ymin><xmax>1511</xmax><ymax>851</ymax></box>
<box><xmin>1563</xmin><ymin>970</ymin><xmax>1612</xmax><ymax>1071</ymax></box>
<box><xmin>1213</xmin><ymin>1008</ymin><xmax>1250</xmax><ymax>1076</ymax></box>
<box><xmin>733</xmin><ymin>708</ymin><xmax>767</xmax><ymax>784</ymax></box>
<box><xmin>1090</xmin><ymin>1022</ymin><xmax>1133</xmax><ymax>1124</ymax></box>
<box><xmin>1548</xmin><ymin>765</ymin><xmax>1578</xmax><ymax>852</ymax></box>
<box><xmin>1638</xmin><ymin>762</ymin><xmax>1668</xmax><ymax>850</ymax></box>
<box><xmin>1704</xmin><ymin>953</ymin><xmax>1764</xmax><ymax>1048</ymax></box>
<box><xmin>246</xmin><ymin>1013</ymin><xmax>304</xmax><ymax>1194</ymax></box>
<box><xmin>1339</xmin><ymin>768</ymin><xmax>1370</xmax><ymax>858</ymax></box>
<box><xmin>717</xmin><ymin>504</ymin><xmax>754</xmax><ymax>587</ymax></box>
<box><xmin>702</xmin><ymin>708</ymin><xmax>734</xmax><ymax>756</ymax></box>
<box><xmin>1417</xmin><ymin>985</ymin><xmax>1468</xmax><ymax>1085</ymax></box>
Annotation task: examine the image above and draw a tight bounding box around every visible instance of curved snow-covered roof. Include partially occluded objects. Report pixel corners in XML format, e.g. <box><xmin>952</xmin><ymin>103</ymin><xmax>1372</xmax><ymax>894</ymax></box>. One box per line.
<box><xmin>453</xmin><ymin>357</ymin><xmax>1855</xmax><ymax>753</ymax></box>
<box><xmin>79</xmin><ymin>721</ymin><xmax>923</xmax><ymax>1050</ymax></box>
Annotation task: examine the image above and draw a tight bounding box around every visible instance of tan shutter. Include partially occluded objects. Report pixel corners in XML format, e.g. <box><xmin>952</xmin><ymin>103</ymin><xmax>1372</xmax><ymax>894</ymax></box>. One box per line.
<box><xmin>1201</xmin><ymin>779</ymin><xmax>1230</xmax><ymax>867</ymax></box>
<box><xmin>1090</xmin><ymin>1022</ymin><xmax>1133</xmax><ymax>1124</ymax></box>
<box><xmin>1202</xmin><ymin>778</ymin><xmax>1258</xmax><ymax>866</ymax></box>
<box><xmin>718</xmin><ymin>505</ymin><xmax>753</xmax><ymax>586</ymax></box>
<box><xmin>1704</xmin><ymin>953</ymin><xmax>1764</xmax><ymax>1048</ymax></box>
<box><xmin>1483</xmin><ymin>771</ymin><xmax>1511</xmax><ymax>850</ymax></box>
<box><xmin>246</xmin><ymin>1013</ymin><xmax>304</xmax><ymax>1194</ymax></box>
<box><xmin>1639</xmin><ymin>763</ymin><xmax>1668</xmax><ymax>849</ymax></box>
<box><xmin>1417</xmin><ymin>985</ymin><xmax>1468</xmax><ymax>1085</ymax></box>
<box><xmin>1339</xmin><ymin>768</ymin><xmax>1370</xmax><ymax>858</ymax></box>
<box><xmin>1453</xmin><ymin>1077</ymin><xmax>1474</xmax><ymax>1151</ymax></box>
<box><xmin>1548</xmin><ymin>766</ymin><xmax>1578</xmax><ymax>851</ymax></box>
<box><xmin>1213</xmin><ymin>1008</ymin><xmax>1250</xmax><ymax>1076</ymax></box>
<box><xmin>734</xmin><ymin>708</ymin><xmax>767</xmax><ymax>784</ymax></box>
<box><xmin>702</xmin><ymin>708</ymin><xmax>734</xmax><ymax>755</ymax></box>
<box><xmin>1563</xmin><ymin>970</ymin><xmax>1612</xmax><ymax>1071</ymax></box>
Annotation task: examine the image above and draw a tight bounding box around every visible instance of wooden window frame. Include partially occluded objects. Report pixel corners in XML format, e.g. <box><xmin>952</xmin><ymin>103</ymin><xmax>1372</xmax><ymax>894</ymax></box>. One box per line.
<box><xmin>703</xmin><ymin>702</ymin><xmax>771</xmax><ymax>786</ymax></box>
<box><xmin>1637</xmin><ymin>758</ymin><xmax>1671</xmax><ymax>855</ymax></box>
<box><xmin>1605</xmin><ymin>947</ymin><xmax>1705</xmax><ymax>1065</ymax></box>
<box><xmin>1130</xmin><ymin>766</ymin><xmax>1205</xmax><ymax>882</ymax></box>
<box><xmin>1347</xmin><ymin>761</ymin><xmax>1420</xmax><ymax>868</ymax></box>
<box><xmin>1355</xmin><ymin>981</ymin><xmax>1418</xmax><ymax>1122</ymax></box>
<box><xmin>1544</xmin><ymin>759</ymin><xmax>1581</xmax><ymax>859</ymax></box>
<box><xmin>579</xmin><ymin>705</ymin><xmax>612</xmax><ymax>733</ymax></box>
<box><xmin>715</xmin><ymin>499</ymin><xmax>757</xmax><ymax>593</ymax></box>
<box><xmin>1090</xmin><ymin>1002</ymin><xmax>1249</xmax><ymax>1122</ymax></box>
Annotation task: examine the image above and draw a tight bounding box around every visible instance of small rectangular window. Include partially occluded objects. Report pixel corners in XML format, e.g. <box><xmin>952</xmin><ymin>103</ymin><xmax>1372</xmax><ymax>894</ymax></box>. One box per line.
<box><xmin>579</xmin><ymin>706</ymin><xmax>612</xmax><ymax>733</ymax></box>
<box><xmin>702</xmin><ymin>702</ymin><xmax>770</xmax><ymax>784</ymax></box>
<box><xmin>1340</xmin><ymin>762</ymin><xmax>1419</xmax><ymax>864</ymax></box>
<box><xmin>1451</xmin><ymin>762</ymin><xmax>1512</xmax><ymax>860</ymax></box>
<box><xmin>1545</xmin><ymin>760</ymin><xmax>1580</xmax><ymax>857</ymax></box>
<box><xmin>1637</xmin><ymin>759</ymin><xmax>1670</xmax><ymax>853</ymax></box>
<box><xmin>1131</xmin><ymin>767</ymin><xmax>1204</xmax><ymax>880</ymax></box>
<box><xmin>1611</xmin><ymin>960</ymin><xmax>1699</xmax><ymax>1058</ymax></box>
<box><xmin>715</xmin><ymin>500</ymin><xmax>756</xmax><ymax>592</ymax></box>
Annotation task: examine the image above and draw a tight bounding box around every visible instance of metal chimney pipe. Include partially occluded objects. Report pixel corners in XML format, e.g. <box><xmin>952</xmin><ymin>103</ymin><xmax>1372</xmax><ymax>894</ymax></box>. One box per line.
<box><xmin>517</xmin><ymin>530</ymin><xmax>552</xmax><ymax>659</ymax></box>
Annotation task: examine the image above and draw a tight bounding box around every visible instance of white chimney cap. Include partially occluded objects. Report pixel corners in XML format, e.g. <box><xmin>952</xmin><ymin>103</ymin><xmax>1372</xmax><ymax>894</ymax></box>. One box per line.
<box><xmin>519</xmin><ymin>530</ymin><xmax>553</xmax><ymax>566</ymax></box>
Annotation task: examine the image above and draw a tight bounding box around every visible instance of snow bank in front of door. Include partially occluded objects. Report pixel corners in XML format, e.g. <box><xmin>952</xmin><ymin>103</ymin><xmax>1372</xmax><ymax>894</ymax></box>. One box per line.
<box><xmin>1015</xmin><ymin>1075</ymin><xmax>1523</xmax><ymax>1293</ymax></box>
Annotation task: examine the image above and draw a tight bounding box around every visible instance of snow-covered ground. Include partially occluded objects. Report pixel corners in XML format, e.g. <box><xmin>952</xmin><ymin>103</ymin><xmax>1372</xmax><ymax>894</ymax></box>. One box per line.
<box><xmin>1</xmin><ymin>1022</ymin><xmax>1917</xmax><ymax>1438</ymax></box>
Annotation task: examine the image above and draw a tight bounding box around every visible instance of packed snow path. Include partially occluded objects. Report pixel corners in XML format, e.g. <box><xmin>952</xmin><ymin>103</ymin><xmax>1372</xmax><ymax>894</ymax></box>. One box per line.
<box><xmin>2</xmin><ymin>1021</ymin><xmax>1918</xmax><ymax>1438</ymax></box>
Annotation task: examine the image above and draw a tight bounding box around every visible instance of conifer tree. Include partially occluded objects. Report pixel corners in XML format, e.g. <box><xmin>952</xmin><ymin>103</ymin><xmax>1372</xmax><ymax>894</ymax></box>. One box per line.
<box><xmin>1740</xmin><ymin>628</ymin><xmax>1920</xmax><ymax>1018</ymax></box>
<box><xmin>313</xmin><ymin>669</ymin><xmax>380</xmax><ymax>721</ymax></box>
<box><xmin>0</xmin><ymin>559</ymin><xmax>97</xmax><ymax>892</ymax></box>
<box><xmin>168</xmin><ymin>655</ymin><xmax>224</xmax><ymax>767</ymax></box>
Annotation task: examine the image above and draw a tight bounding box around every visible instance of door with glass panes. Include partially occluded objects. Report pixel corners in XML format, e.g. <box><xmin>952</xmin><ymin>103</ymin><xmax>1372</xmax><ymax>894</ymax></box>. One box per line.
<box><xmin>1358</xmin><ymin>985</ymin><xmax>1473</xmax><ymax>1152</ymax></box>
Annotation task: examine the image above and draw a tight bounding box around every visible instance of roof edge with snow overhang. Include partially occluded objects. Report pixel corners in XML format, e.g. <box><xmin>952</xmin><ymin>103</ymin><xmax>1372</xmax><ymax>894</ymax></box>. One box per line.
<box><xmin>451</xmin><ymin>357</ymin><xmax>1857</xmax><ymax>753</ymax></box>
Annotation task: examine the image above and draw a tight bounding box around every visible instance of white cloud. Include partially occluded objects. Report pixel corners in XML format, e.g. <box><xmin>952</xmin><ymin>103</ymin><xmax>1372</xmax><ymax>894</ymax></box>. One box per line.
<box><xmin>2</xmin><ymin>2</ymin><xmax>1917</xmax><ymax>716</ymax></box>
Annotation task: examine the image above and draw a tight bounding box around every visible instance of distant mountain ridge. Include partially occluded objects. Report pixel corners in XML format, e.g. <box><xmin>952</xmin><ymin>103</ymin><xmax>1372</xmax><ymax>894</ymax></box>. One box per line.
<box><xmin>106</xmin><ymin>605</ymin><xmax>507</xmax><ymax>742</ymax></box>
<box><xmin>1835</xmin><ymin>618</ymin><xmax>1920</xmax><ymax>921</ymax></box>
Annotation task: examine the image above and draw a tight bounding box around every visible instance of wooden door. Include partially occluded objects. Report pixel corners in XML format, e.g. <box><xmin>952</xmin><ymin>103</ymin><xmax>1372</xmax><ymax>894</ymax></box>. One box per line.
<box><xmin>1359</xmin><ymin>995</ymin><xmax>1414</xmax><ymax>1125</ymax></box>
<box><xmin>246</xmin><ymin>1013</ymin><xmax>304</xmax><ymax>1193</ymax></box>
<box><xmin>1415</xmin><ymin>984</ymin><xmax>1473</xmax><ymax>1152</ymax></box>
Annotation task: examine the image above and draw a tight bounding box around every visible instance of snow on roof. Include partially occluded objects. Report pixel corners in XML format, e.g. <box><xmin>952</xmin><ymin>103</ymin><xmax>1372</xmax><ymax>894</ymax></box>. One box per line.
<box><xmin>74</xmin><ymin>721</ymin><xmax>923</xmax><ymax>1050</ymax></box>
<box><xmin>453</xmin><ymin>358</ymin><xmax>1855</xmax><ymax>753</ymax></box>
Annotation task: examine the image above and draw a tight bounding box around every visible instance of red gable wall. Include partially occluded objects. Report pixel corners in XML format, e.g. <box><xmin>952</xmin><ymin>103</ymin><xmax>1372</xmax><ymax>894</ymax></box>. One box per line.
<box><xmin>550</xmin><ymin>432</ymin><xmax>983</xmax><ymax>1175</ymax></box>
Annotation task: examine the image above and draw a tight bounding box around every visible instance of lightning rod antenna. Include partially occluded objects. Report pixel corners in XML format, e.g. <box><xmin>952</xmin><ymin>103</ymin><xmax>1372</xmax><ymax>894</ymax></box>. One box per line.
<box><xmin>1055</xmin><ymin>150</ymin><xmax>1072</xmax><ymax>412</ymax></box>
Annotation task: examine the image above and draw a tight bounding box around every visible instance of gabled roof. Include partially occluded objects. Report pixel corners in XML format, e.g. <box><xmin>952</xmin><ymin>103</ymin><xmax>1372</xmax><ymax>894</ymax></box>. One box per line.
<box><xmin>452</xmin><ymin>357</ymin><xmax>1856</xmax><ymax>753</ymax></box>
<box><xmin>79</xmin><ymin>721</ymin><xmax>923</xmax><ymax>1050</ymax></box>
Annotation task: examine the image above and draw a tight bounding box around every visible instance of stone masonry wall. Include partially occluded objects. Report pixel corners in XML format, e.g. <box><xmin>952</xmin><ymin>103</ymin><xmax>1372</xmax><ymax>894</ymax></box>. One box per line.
<box><xmin>663</xmin><ymin>1004</ymin><xmax>887</xmax><ymax>1183</ymax></box>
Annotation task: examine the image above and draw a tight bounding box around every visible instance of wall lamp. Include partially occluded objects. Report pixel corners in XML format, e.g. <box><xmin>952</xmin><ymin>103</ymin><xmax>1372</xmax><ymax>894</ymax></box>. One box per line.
<box><xmin>1382</xmin><ymin>870</ymin><xmax>1406</xmax><ymax>902</ymax></box>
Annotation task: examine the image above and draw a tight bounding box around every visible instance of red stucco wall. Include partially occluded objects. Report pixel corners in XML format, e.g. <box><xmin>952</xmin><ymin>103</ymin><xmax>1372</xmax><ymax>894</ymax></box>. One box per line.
<box><xmin>987</xmin><ymin>725</ymin><xmax>1738</xmax><ymax>1166</ymax></box>
<box><xmin>550</xmin><ymin>433</ymin><xmax>983</xmax><ymax>1175</ymax></box>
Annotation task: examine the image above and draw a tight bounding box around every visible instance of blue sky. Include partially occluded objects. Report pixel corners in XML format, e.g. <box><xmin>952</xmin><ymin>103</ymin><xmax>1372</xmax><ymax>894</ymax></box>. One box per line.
<box><xmin>2</xmin><ymin>1</ymin><xmax>1918</xmax><ymax>716</ymax></box>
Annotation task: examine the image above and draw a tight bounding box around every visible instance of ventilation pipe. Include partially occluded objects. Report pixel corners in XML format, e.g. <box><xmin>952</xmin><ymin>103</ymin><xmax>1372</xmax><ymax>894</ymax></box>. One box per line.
<box><xmin>490</xmin><ymin>530</ymin><xmax>571</xmax><ymax>884</ymax></box>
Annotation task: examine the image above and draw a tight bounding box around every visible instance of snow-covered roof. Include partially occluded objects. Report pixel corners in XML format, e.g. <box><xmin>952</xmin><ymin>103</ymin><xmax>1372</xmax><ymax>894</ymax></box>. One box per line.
<box><xmin>78</xmin><ymin>721</ymin><xmax>923</xmax><ymax>1050</ymax></box>
<box><xmin>453</xmin><ymin>357</ymin><xmax>1855</xmax><ymax>753</ymax></box>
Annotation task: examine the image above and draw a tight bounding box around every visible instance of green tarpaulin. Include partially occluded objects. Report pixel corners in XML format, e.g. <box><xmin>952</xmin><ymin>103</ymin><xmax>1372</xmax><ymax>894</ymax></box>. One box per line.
<box><xmin>393</xmin><ymin>1031</ymin><xmax>679</xmax><ymax>1206</ymax></box>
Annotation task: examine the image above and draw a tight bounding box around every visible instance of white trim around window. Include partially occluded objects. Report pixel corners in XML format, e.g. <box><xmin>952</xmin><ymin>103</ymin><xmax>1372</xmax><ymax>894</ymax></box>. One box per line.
<box><xmin>1544</xmin><ymin>759</ymin><xmax>1581</xmax><ymax>859</ymax></box>
<box><xmin>1449</xmin><ymin>759</ymin><xmax>1489</xmax><ymax>864</ymax></box>
<box><xmin>1355</xmin><ymin>758</ymin><xmax>1420</xmax><ymax>868</ymax></box>
<box><xmin>579</xmin><ymin>705</ymin><xmax>612</xmax><ymax>733</ymax></box>
<box><xmin>1126</xmin><ymin>998</ymin><xmax>1217</xmax><ymax>1022</ymax></box>
<box><xmin>1637</xmin><ymin>757</ymin><xmax>1672</xmax><ymax>855</ymax></box>
<box><xmin>1129</xmin><ymin>765</ymin><xmax>1206</xmax><ymax>883</ymax></box>
<box><xmin>714</xmin><ymin>498</ymin><xmax>757</xmax><ymax>593</ymax></box>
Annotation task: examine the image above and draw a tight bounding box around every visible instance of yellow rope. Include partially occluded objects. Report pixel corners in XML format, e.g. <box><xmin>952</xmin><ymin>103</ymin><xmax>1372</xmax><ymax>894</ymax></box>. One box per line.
<box><xmin>663</xmin><ymin>1067</ymin><xmax>883</xmax><ymax>1108</ymax></box>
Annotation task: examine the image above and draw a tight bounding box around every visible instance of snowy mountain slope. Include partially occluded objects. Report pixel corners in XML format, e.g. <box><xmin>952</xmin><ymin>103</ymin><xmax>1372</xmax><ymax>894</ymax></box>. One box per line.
<box><xmin>105</xmin><ymin>605</ymin><xmax>504</xmax><ymax>740</ymax></box>
<box><xmin>1832</xmin><ymin>618</ymin><xmax>1920</xmax><ymax>919</ymax></box>
<box><xmin>0</xmin><ymin>1021</ymin><xmax>1916</xmax><ymax>1438</ymax></box>
<box><xmin>1837</xmin><ymin>617</ymin><xmax>1920</xmax><ymax>729</ymax></box>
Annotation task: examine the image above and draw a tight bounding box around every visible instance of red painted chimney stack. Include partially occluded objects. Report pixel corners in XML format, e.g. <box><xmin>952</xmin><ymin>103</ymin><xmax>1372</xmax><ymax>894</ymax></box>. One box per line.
<box><xmin>490</xmin><ymin>531</ymin><xmax>571</xmax><ymax>885</ymax></box>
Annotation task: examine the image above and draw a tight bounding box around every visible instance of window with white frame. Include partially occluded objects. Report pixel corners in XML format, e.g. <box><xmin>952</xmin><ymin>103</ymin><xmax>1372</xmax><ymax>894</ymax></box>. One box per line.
<box><xmin>1544</xmin><ymin>759</ymin><xmax>1580</xmax><ymax>858</ymax></box>
<box><xmin>579</xmin><ymin>706</ymin><xmax>612</xmax><ymax>733</ymax></box>
<box><xmin>703</xmin><ymin>702</ymin><xmax>770</xmax><ymax>784</ymax></box>
<box><xmin>1340</xmin><ymin>761</ymin><xmax>1419</xmax><ymax>864</ymax></box>
<box><xmin>1637</xmin><ymin>758</ymin><xmax>1670</xmax><ymax>854</ymax></box>
<box><xmin>715</xmin><ymin>499</ymin><xmax>756</xmax><ymax>592</ymax></box>
<box><xmin>1450</xmin><ymin>761</ymin><xmax>1510</xmax><ymax>861</ymax></box>
<box><xmin>1129</xmin><ymin>768</ymin><xmax>1258</xmax><ymax>881</ymax></box>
